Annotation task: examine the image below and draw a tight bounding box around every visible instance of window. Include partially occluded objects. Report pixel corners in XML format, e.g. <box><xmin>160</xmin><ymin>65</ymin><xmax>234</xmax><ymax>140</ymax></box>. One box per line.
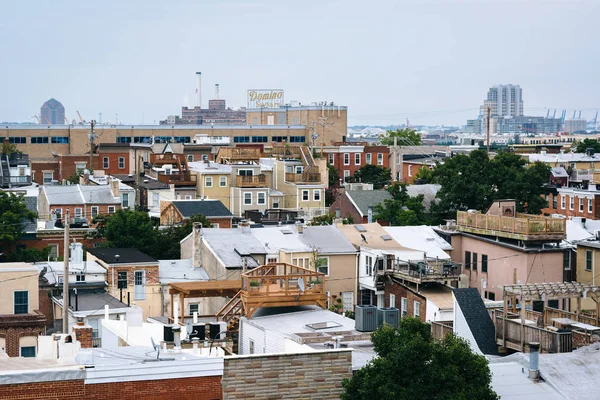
<box><xmin>482</xmin><ymin>254</ymin><xmax>488</xmax><ymax>273</ymax></box>
<box><xmin>75</xmin><ymin>162</ymin><xmax>86</xmax><ymax>173</ymax></box>
<box><xmin>74</xmin><ymin>208</ymin><xmax>82</xmax><ymax>218</ymax></box>
<box><xmin>249</xmin><ymin>339</ymin><xmax>255</xmax><ymax>354</ymax></box>
<box><xmin>244</xmin><ymin>192</ymin><xmax>252</xmax><ymax>205</ymax></box>
<box><xmin>414</xmin><ymin>301</ymin><xmax>420</xmax><ymax>317</ymax></box>
<box><xmin>289</xmin><ymin>136</ymin><xmax>305</xmax><ymax>143</ymax></box>
<box><xmin>267</xmin><ymin>257</ymin><xmax>278</xmax><ymax>264</ymax></box>
<box><xmin>43</xmin><ymin>172</ymin><xmax>53</xmax><ymax>184</ymax></box>
<box><xmin>561</xmin><ymin>195</ymin><xmax>566</xmax><ymax>210</ymax></box>
<box><xmin>108</xmin><ymin>206</ymin><xmax>115</xmax><ymax>214</ymax></box>
<box><xmin>91</xmin><ymin>206</ymin><xmax>98</xmax><ymax>217</ymax></box>
<box><xmin>117</xmin><ymin>137</ymin><xmax>132</xmax><ymax>143</ymax></box>
<box><xmin>472</xmin><ymin>252</ymin><xmax>478</xmax><ymax>271</ymax></box>
<box><xmin>184</xmin><ymin>195</ymin><xmax>192</xmax><ymax>200</ymax></box>
<box><xmin>465</xmin><ymin>251</ymin><xmax>471</xmax><ymax>269</ymax></box>
<box><xmin>295</xmin><ymin>166</ymin><xmax>303</xmax><ymax>174</ymax></box>
<box><xmin>408</xmin><ymin>165</ymin><xmax>413</xmax><ymax>177</ymax></box>
<box><xmin>570</xmin><ymin>196</ymin><xmax>574</xmax><ymax>210</ymax></box>
<box><xmin>302</xmin><ymin>190</ymin><xmax>309</xmax><ymax>201</ymax></box>
<box><xmin>579</xmin><ymin>198</ymin><xmax>584</xmax><ymax>212</ymax></box>
<box><xmin>313</xmin><ymin>190</ymin><xmax>321</xmax><ymax>201</ymax></box>
<box><xmin>187</xmin><ymin>155</ymin><xmax>194</xmax><ymax>162</ymax></box>
<box><xmin>343</xmin><ymin>170</ymin><xmax>350</xmax><ymax>182</ymax></box>
<box><xmin>134</xmin><ymin>270</ymin><xmax>146</xmax><ymax>300</ymax></box>
<box><xmin>377</xmin><ymin>153</ymin><xmax>383</xmax><ymax>165</ymax></box>
<box><xmin>344</xmin><ymin>153</ymin><xmax>350</xmax><ymax>165</ymax></box>
<box><xmin>238</xmin><ymin>169</ymin><xmax>253</xmax><ymax>176</ymax></box>
<box><xmin>366</xmin><ymin>153</ymin><xmax>372</xmax><ymax>165</ymax></box>
<box><xmin>328</xmin><ymin>153</ymin><xmax>334</xmax><ymax>165</ymax></box>
<box><xmin>552</xmin><ymin>194</ymin><xmax>557</xmax><ymax>210</ymax></box>
<box><xmin>586</xmin><ymin>250</ymin><xmax>593</xmax><ymax>272</ymax></box>
<box><xmin>355</xmin><ymin>153</ymin><xmax>361</xmax><ymax>165</ymax></box>
<box><xmin>233</xmin><ymin>136</ymin><xmax>250</xmax><ymax>143</ymax></box>
<box><xmin>401</xmin><ymin>297</ymin><xmax>408</xmax><ymax>316</ymax></box>
<box><xmin>153</xmin><ymin>193</ymin><xmax>159</xmax><ymax>207</ymax></box>
<box><xmin>257</xmin><ymin>192</ymin><xmax>266</xmax><ymax>205</ymax></box>
<box><xmin>31</xmin><ymin>137</ymin><xmax>49</xmax><ymax>144</ymax></box>
<box><xmin>589</xmin><ymin>198</ymin><xmax>593</xmax><ymax>214</ymax></box>
<box><xmin>205</xmin><ymin>176</ymin><xmax>213</xmax><ymax>187</ymax></box>
<box><xmin>389</xmin><ymin>294</ymin><xmax>396</xmax><ymax>308</ymax></box>
<box><xmin>103</xmin><ymin>157</ymin><xmax>109</xmax><ymax>169</ymax></box>
<box><xmin>133</xmin><ymin>136</ymin><xmax>151</xmax><ymax>143</ymax></box>
<box><xmin>20</xmin><ymin>346</ymin><xmax>36</xmax><ymax>358</ymax></box>
<box><xmin>365</xmin><ymin>255</ymin><xmax>373</xmax><ymax>276</ymax></box>
<box><xmin>189</xmin><ymin>304</ymin><xmax>199</xmax><ymax>315</ymax></box>
<box><xmin>54</xmin><ymin>208</ymin><xmax>62</xmax><ymax>219</ymax></box>
<box><xmin>563</xmin><ymin>251</ymin><xmax>571</xmax><ymax>271</ymax></box>
<box><xmin>14</xmin><ymin>291</ymin><xmax>28</xmax><ymax>314</ymax></box>
<box><xmin>117</xmin><ymin>271</ymin><xmax>128</xmax><ymax>289</ymax></box>
<box><xmin>487</xmin><ymin>292</ymin><xmax>496</xmax><ymax>301</ymax></box>
<box><xmin>252</xmin><ymin>136</ymin><xmax>268</xmax><ymax>143</ymax></box>
<box><xmin>174</xmin><ymin>136</ymin><xmax>191</xmax><ymax>144</ymax></box>
<box><xmin>48</xmin><ymin>244</ymin><xmax>58</xmax><ymax>261</ymax></box>
<box><xmin>316</xmin><ymin>257</ymin><xmax>329</xmax><ymax>276</ymax></box>
<box><xmin>272</xmin><ymin>136</ymin><xmax>287</xmax><ymax>143</ymax></box>
<box><xmin>272</xmin><ymin>199</ymin><xmax>279</xmax><ymax>209</ymax></box>
<box><xmin>219</xmin><ymin>176</ymin><xmax>227</xmax><ymax>187</ymax></box>
<box><xmin>122</xmin><ymin>193</ymin><xmax>129</xmax><ymax>208</ymax></box>
<box><xmin>118</xmin><ymin>157</ymin><xmax>125</xmax><ymax>169</ymax></box>
<box><xmin>76</xmin><ymin>274</ymin><xmax>85</xmax><ymax>282</ymax></box>
<box><xmin>51</xmin><ymin>137</ymin><xmax>69</xmax><ymax>144</ymax></box>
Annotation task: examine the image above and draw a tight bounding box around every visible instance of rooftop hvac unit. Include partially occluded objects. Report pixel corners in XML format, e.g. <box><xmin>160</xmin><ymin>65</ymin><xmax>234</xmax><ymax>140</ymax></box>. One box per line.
<box><xmin>377</xmin><ymin>307</ymin><xmax>399</xmax><ymax>329</ymax></box>
<box><xmin>163</xmin><ymin>325</ymin><xmax>174</xmax><ymax>342</ymax></box>
<box><xmin>189</xmin><ymin>324</ymin><xmax>206</xmax><ymax>341</ymax></box>
<box><xmin>355</xmin><ymin>305</ymin><xmax>378</xmax><ymax>332</ymax></box>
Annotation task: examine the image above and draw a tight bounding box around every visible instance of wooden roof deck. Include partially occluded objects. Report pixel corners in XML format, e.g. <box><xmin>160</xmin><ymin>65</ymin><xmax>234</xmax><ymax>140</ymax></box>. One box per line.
<box><xmin>456</xmin><ymin>211</ymin><xmax>566</xmax><ymax>241</ymax></box>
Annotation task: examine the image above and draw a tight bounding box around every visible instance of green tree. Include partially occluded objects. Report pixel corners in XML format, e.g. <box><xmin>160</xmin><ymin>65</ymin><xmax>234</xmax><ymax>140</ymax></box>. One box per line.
<box><xmin>380</xmin><ymin>128</ymin><xmax>422</xmax><ymax>146</ymax></box>
<box><xmin>432</xmin><ymin>149</ymin><xmax>550</xmax><ymax>218</ymax></box>
<box><xmin>328</xmin><ymin>164</ymin><xmax>340</xmax><ymax>188</ymax></box>
<box><xmin>414</xmin><ymin>165</ymin><xmax>437</xmax><ymax>184</ymax></box>
<box><xmin>374</xmin><ymin>182</ymin><xmax>428</xmax><ymax>226</ymax></box>
<box><xmin>102</xmin><ymin>209</ymin><xmax>159</xmax><ymax>256</ymax></box>
<box><xmin>1</xmin><ymin>140</ymin><xmax>20</xmax><ymax>155</ymax></box>
<box><xmin>0</xmin><ymin>192</ymin><xmax>37</xmax><ymax>249</ymax></box>
<box><xmin>342</xmin><ymin>320</ymin><xmax>498</xmax><ymax>400</ymax></box>
<box><xmin>66</xmin><ymin>170</ymin><xmax>84</xmax><ymax>185</ymax></box>
<box><xmin>154</xmin><ymin>214</ymin><xmax>213</xmax><ymax>259</ymax></box>
<box><xmin>351</xmin><ymin>164</ymin><xmax>392</xmax><ymax>189</ymax></box>
<box><xmin>6</xmin><ymin>246</ymin><xmax>51</xmax><ymax>262</ymax></box>
<box><xmin>309</xmin><ymin>213</ymin><xmax>335</xmax><ymax>226</ymax></box>
<box><xmin>574</xmin><ymin>138</ymin><xmax>600</xmax><ymax>153</ymax></box>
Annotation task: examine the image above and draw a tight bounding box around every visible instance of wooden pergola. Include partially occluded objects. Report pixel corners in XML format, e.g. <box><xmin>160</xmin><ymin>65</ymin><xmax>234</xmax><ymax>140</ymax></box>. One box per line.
<box><xmin>168</xmin><ymin>280</ymin><xmax>241</xmax><ymax>321</ymax></box>
<box><xmin>501</xmin><ymin>282</ymin><xmax>600</xmax><ymax>351</ymax></box>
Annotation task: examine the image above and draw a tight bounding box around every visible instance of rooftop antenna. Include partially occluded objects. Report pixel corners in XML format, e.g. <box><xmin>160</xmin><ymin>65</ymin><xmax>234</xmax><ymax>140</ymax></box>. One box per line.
<box><xmin>151</xmin><ymin>337</ymin><xmax>160</xmax><ymax>359</ymax></box>
<box><xmin>215</xmin><ymin>84</ymin><xmax>220</xmax><ymax>100</ymax></box>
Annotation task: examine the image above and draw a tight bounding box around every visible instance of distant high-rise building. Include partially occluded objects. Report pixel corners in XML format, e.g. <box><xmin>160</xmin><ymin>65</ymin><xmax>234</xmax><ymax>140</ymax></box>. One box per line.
<box><xmin>564</xmin><ymin>118</ymin><xmax>587</xmax><ymax>134</ymax></box>
<box><xmin>481</xmin><ymin>84</ymin><xmax>523</xmax><ymax>118</ymax></box>
<box><xmin>40</xmin><ymin>98</ymin><xmax>65</xmax><ymax>125</ymax></box>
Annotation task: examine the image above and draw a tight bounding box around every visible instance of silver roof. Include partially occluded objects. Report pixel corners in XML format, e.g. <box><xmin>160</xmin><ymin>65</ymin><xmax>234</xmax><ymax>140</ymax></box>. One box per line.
<box><xmin>159</xmin><ymin>259</ymin><xmax>209</xmax><ymax>284</ymax></box>
<box><xmin>42</xmin><ymin>184</ymin><xmax>120</xmax><ymax>205</ymax></box>
<box><xmin>201</xmin><ymin>228</ymin><xmax>266</xmax><ymax>268</ymax></box>
<box><xmin>302</xmin><ymin>226</ymin><xmax>357</xmax><ymax>254</ymax></box>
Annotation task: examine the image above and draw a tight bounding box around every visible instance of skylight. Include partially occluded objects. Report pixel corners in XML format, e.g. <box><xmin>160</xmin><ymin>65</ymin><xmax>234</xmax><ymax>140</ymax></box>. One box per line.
<box><xmin>281</xmin><ymin>229</ymin><xmax>293</xmax><ymax>235</ymax></box>
<box><xmin>381</xmin><ymin>235</ymin><xmax>392</xmax><ymax>241</ymax></box>
<box><xmin>355</xmin><ymin>225</ymin><xmax>366</xmax><ymax>232</ymax></box>
<box><xmin>305</xmin><ymin>321</ymin><xmax>343</xmax><ymax>330</ymax></box>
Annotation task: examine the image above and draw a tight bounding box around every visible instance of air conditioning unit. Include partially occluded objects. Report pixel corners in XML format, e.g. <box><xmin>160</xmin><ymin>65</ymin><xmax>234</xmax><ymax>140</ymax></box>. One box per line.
<box><xmin>355</xmin><ymin>305</ymin><xmax>378</xmax><ymax>332</ymax></box>
<box><xmin>377</xmin><ymin>307</ymin><xmax>399</xmax><ymax>329</ymax></box>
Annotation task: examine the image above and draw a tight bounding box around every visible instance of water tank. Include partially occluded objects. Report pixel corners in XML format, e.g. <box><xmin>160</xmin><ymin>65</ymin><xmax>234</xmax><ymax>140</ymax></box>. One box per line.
<box><xmin>163</xmin><ymin>325</ymin><xmax>174</xmax><ymax>342</ymax></box>
<box><xmin>377</xmin><ymin>307</ymin><xmax>400</xmax><ymax>329</ymax></box>
<box><xmin>190</xmin><ymin>324</ymin><xmax>206</xmax><ymax>341</ymax></box>
<box><xmin>209</xmin><ymin>322</ymin><xmax>222</xmax><ymax>339</ymax></box>
<box><xmin>355</xmin><ymin>305</ymin><xmax>378</xmax><ymax>332</ymax></box>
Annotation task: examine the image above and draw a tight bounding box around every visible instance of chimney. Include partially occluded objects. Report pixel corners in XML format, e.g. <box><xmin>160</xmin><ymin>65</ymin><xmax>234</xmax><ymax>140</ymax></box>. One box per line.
<box><xmin>196</xmin><ymin>72</ymin><xmax>202</xmax><ymax>108</ymax></box>
<box><xmin>296</xmin><ymin>221</ymin><xmax>304</xmax><ymax>234</ymax></box>
<box><xmin>83</xmin><ymin>169</ymin><xmax>90</xmax><ymax>185</ymax></box>
<box><xmin>193</xmin><ymin>222</ymin><xmax>203</xmax><ymax>268</ymax></box>
<box><xmin>215</xmin><ymin>84</ymin><xmax>220</xmax><ymax>100</ymax></box>
<box><xmin>367</xmin><ymin>205</ymin><xmax>373</xmax><ymax>224</ymax></box>
<box><xmin>528</xmin><ymin>342</ymin><xmax>540</xmax><ymax>380</ymax></box>
<box><xmin>111</xmin><ymin>179</ymin><xmax>119</xmax><ymax>198</ymax></box>
<box><xmin>70</xmin><ymin>243</ymin><xmax>84</xmax><ymax>265</ymax></box>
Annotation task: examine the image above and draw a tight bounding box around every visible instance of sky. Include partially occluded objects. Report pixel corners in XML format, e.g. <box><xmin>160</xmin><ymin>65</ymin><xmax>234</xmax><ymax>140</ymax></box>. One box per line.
<box><xmin>1</xmin><ymin>0</ymin><xmax>599</xmax><ymax>127</ymax></box>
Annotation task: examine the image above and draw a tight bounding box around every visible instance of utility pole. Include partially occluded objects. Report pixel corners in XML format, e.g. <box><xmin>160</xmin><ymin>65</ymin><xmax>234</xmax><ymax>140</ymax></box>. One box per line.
<box><xmin>135</xmin><ymin>154</ymin><xmax>142</xmax><ymax>209</ymax></box>
<box><xmin>486</xmin><ymin>106</ymin><xmax>491</xmax><ymax>154</ymax></box>
<box><xmin>62</xmin><ymin>210</ymin><xmax>70</xmax><ymax>334</ymax></box>
<box><xmin>89</xmin><ymin>120</ymin><xmax>96</xmax><ymax>174</ymax></box>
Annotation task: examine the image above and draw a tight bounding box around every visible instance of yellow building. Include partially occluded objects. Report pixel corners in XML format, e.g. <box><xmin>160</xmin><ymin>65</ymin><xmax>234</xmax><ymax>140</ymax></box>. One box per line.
<box><xmin>576</xmin><ymin>242</ymin><xmax>600</xmax><ymax>310</ymax></box>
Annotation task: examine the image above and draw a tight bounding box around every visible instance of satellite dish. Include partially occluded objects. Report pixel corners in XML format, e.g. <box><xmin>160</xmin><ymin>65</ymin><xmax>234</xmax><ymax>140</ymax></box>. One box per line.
<box><xmin>361</xmin><ymin>234</ymin><xmax>368</xmax><ymax>244</ymax></box>
<box><xmin>151</xmin><ymin>337</ymin><xmax>160</xmax><ymax>360</ymax></box>
<box><xmin>298</xmin><ymin>277</ymin><xmax>305</xmax><ymax>292</ymax></box>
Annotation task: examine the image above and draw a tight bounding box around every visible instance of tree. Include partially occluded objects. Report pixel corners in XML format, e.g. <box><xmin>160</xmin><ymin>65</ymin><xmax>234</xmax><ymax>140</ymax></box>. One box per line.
<box><xmin>328</xmin><ymin>164</ymin><xmax>340</xmax><ymax>188</ymax></box>
<box><xmin>432</xmin><ymin>149</ymin><xmax>550</xmax><ymax>218</ymax></box>
<box><xmin>154</xmin><ymin>214</ymin><xmax>212</xmax><ymax>259</ymax></box>
<box><xmin>351</xmin><ymin>164</ymin><xmax>392</xmax><ymax>189</ymax></box>
<box><xmin>373</xmin><ymin>182</ymin><xmax>429</xmax><ymax>226</ymax></box>
<box><xmin>66</xmin><ymin>169</ymin><xmax>84</xmax><ymax>185</ymax></box>
<box><xmin>342</xmin><ymin>320</ymin><xmax>498</xmax><ymax>400</ymax></box>
<box><xmin>0</xmin><ymin>192</ymin><xmax>36</xmax><ymax>249</ymax></box>
<box><xmin>574</xmin><ymin>138</ymin><xmax>600</xmax><ymax>153</ymax></box>
<box><xmin>6</xmin><ymin>246</ymin><xmax>51</xmax><ymax>262</ymax></box>
<box><xmin>101</xmin><ymin>209</ymin><xmax>159</xmax><ymax>256</ymax></box>
<box><xmin>380</xmin><ymin>128</ymin><xmax>422</xmax><ymax>146</ymax></box>
<box><xmin>1</xmin><ymin>140</ymin><xmax>20</xmax><ymax>155</ymax></box>
<box><xmin>414</xmin><ymin>165</ymin><xmax>437</xmax><ymax>184</ymax></box>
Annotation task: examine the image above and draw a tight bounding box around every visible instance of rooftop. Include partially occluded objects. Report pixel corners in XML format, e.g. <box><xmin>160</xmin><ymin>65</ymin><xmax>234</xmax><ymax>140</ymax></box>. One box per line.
<box><xmin>170</xmin><ymin>199</ymin><xmax>232</xmax><ymax>219</ymax></box>
<box><xmin>200</xmin><ymin>228</ymin><xmax>267</xmax><ymax>268</ymax></box>
<box><xmin>250</xmin><ymin>225</ymin><xmax>310</xmax><ymax>253</ymax></box>
<box><xmin>454</xmin><ymin>288</ymin><xmax>498</xmax><ymax>355</ymax></box>
<box><xmin>383</xmin><ymin>225</ymin><xmax>452</xmax><ymax>260</ymax></box>
<box><xmin>337</xmin><ymin>223</ymin><xmax>419</xmax><ymax>251</ymax></box>
<box><xmin>302</xmin><ymin>226</ymin><xmax>356</xmax><ymax>254</ymax></box>
<box><xmin>405</xmin><ymin>184</ymin><xmax>441</xmax><ymax>211</ymax></box>
<box><xmin>488</xmin><ymin>358</ymin><xmax>564</xmax><ymax>400</ymax></box>
<box><xmin>42</xmin><ymin>184</ymin><xmax>120</xmax><ymax>205</ymax></box>
<box><xmin>158</xmin><ymin>259</ymin><xmax>209</xmax><ymax>284</ymax></box>
<box><xmin>87</xmin><ymin>248</ymin><xmax>157</xmax><ymax>265</ymax></box>
<box><xmin>344</xmin><ymin>189</ymin><xmax>392</xmax><ymax>217</ymax></box>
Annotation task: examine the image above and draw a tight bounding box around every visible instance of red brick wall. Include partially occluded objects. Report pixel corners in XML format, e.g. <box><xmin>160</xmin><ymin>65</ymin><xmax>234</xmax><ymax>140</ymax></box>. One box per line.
<box><xmin>383</xmin><ymin>280</ymin><xmax>427</xmax><ymax>322</ymax></box>
<box><xmin>48</xmin><ymin>204</ymin><xmax>121</xmax><ymax>224</ymax></box>
<box><xmin>210</xmin><ymin>217</ymin><xmax>232</xmax><ymax>229</ymax></box>
<box><xmin>16</xmin><ymin>236</ymin><xmax>106</xmax><ymax>261</ymax></box>
<box><xmin>0</xmin><ymin>379</ymin><xmax>85</xmax><ymax>400</ymax></box>
<box><xmin>327</xmin><ymin>146</ymin><xmax>390</xmax><ymax>182</ymax></box>
<box><xmin>402</xmin><ymin>162</ymin><xmax>431</xmax><ymax>184</ymax></box>
<box><xmin>106</xmin><ymin>265</ymin><xmax>160</xmax><ymax>287</ymax></box>
<box><xmin>0</xmin><ymin>376</ymin><xmax>222</xmax><ymax>400</ymax></box>
<box><xmin>0</xmin><ymin>324</ymin><xmax>46</xmax><ymax>357</ymax></box>
<box><xmin>97</xmin><ymin>152</ymin><xmax>131</xmax><ymax>175</ymax></box>
<box><xmin>543</xmin><ymin>192</ymin><xmax>600</xmax><ymax>219</ymax></box>
<box><xmin>38</xmin><ymin>289</ymin><xmax>55</xmax><ymax>329</ymax></box>
<box><xmin>329</xmin><ymin>191</ymin><xmax>363</xmax><ymax>224</ymax></box>
<box><xmin>72</xmin><ymin>326</ymin><xmax>93</xmax><ymax>348</ymax></box>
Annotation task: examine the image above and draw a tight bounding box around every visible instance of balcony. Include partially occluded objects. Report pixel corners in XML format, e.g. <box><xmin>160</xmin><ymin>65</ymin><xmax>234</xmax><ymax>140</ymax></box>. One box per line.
<box><xmin>217</xmin><ymin>147</ymin><xmax>261</xmax><ymax>163</ymax></box>
<box><xmin>271</xmin><ymin>145</ymin><xmax>303</xmax><ymax>158</ymax></box>
<box><xmin>456</xmin><ymin>211</ymin><xmax>566</xmax><ymax>241</ymax></box>
<box><xmin>156</xmin><ymin>173</ymin><xmax>197</xmax><ymax>186</ymax></box>
<box><xmin>285</xmin><ymin>167</ymin><xmax>321</xmax><ymax>183</ymax></box>
<box><xmin>388</xmin><ymin>259</ymin><xmax>462</xmax><ymax>285</ymax></box>
<box><xmin>236</xmin><ymin>174</ymin><xmax>267</xmax><ymax>188</ymax></box>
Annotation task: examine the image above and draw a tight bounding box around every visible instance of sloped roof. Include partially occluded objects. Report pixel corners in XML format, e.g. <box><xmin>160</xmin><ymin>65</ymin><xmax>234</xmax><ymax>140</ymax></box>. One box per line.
<box><xmin>201</xmin><ymin>228</ymin><xmax>266</xmax><ymax>269</ymax></box>
<box><xmin>43</xmin><ymin>185</ymin><xmax>120</xmax><ymax>205</ymax></box>
<box><xmin>250</xmin><ymin>225</ymin><xmax>310</xmax><ymax>253</ymax></box>
<box><xmin>551</xmin><ymin>166</ymin><xmax>569</xmax><ymax>178</ymax></box>
<box><xmin>158</xmin><ymin>259</ymin><xmax>209</xmax><ymax>284</ymax></box>
<box><xmin>302</xmin><ymin>226</ymin><xmax>356</xmax><ymax>254</ymax></box>
<box><xmin>453</xmin><ymin>288</ymin><xmax>498</xmax><ymax>355</ymax></box>
<box><xmin>345</xmin><ymin>189</ymin><xmax>392</xmax><ymax>217</ymax></box>
<box><xmin>171</xmin><ymin>200</ymin><xmax>232</xmax><ymax>218</ymax></box>
<box><xmin>383</xmin><ymin>225</ymin><xmax>452</xmax><ymax>259</ymax></box>
<box><xmin>88</xmin><ymin>248</ymin><xmax>157</xmax><ymax>264</ymax></box>
<box><xmin>23</xmin><ymin>196</ymin><xmax>37</xmax><ymax>233</ymax></box>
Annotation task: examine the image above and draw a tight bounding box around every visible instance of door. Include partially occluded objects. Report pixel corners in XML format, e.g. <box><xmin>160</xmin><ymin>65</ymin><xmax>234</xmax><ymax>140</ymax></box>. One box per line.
<box><xmin>342</xmin><ymin>292</ymin><xmax>354</xmax><ymax>313</ymax></box>
<box><xmin>134</xmin><ymin>270</ymin><xmax>146</xmax><ymax>300</ymax></box>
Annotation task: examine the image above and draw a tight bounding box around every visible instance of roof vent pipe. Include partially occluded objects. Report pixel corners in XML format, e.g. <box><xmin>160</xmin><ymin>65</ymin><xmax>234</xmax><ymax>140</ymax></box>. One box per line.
<box><xmin>528</xmin><ymin>342</ymin><xmax>540</xmax><ymax>381</ymax></box>
<box><xmin>367</xmin><ymin>206</ymin><xmax>373</xmax><ymax>224</ymax></box>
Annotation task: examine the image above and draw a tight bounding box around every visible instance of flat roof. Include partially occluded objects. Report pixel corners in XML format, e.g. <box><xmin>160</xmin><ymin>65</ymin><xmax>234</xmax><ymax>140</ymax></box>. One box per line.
<box><xmin>0</xmin><ymin>124</ymin><xmax>308</xmax><ymax>131</ymax></box>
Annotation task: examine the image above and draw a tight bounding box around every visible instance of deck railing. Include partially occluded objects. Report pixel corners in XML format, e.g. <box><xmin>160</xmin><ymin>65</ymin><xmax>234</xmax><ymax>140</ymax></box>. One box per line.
<box><xmin>241</xmin><ymin>263</ymin><xmax>326</xmax><ymax>297</ymax></box>
<box><xmin>431</xmin><ymin>321</ymin><xmax>454</xmax><ymax>340</ymax></box>
<box><xmin>235</xmin><ymin>174</ymin><xmax>267</xmax><ymax>187</ymax></box>
<box><xmin>391</xmin><ymin>260</ymin><xmax>461</xmax><ymax>282</ymax></box>
<box><xmin>457</xmin><ymin>211</ymin><xmax>566</xmax><ymax>237</ymax></box>
<box><xmin>494</xmin><ymin>311</ymin><xmax>572</xmax><ymax>353</ymax></box>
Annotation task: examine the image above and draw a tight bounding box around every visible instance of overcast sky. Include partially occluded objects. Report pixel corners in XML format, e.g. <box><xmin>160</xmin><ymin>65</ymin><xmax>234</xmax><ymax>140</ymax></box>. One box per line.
<box><xmin>1</xmin><ymin>0</ymin><xmax>598</xmax><ymax>127</ymax></box>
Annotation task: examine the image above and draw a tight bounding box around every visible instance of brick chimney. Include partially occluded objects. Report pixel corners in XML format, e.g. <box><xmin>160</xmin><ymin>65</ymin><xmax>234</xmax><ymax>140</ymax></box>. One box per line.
<box><xmin>72</xmin><ymin>317</ymin><xmax>93</xmax><ymax>348</ymax></box>
<box><xmin>110</xmin><ymin>178</ymin><xmax>120</xmax><ymax>198</ymax></box>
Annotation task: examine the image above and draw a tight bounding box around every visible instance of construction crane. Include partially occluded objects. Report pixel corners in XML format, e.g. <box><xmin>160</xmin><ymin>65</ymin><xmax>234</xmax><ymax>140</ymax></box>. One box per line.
<box><xmin>33</xmin><ymin>115</ymin><xmax>41</xmax><ymax>124</ymax></box>
<box><xmin>64</xmin><ymin>116</ymin><xmax>69</xmax><ymax>124</ymax></box>
<box><xmin>77</xmin><ymin>110</ymin><xmax>84</xmax><ymax>124</ymax></box>
<box><xmin>44</xmin><ymin>116</ymin><xmax>52</xmax><ymax>125</ymax></box>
